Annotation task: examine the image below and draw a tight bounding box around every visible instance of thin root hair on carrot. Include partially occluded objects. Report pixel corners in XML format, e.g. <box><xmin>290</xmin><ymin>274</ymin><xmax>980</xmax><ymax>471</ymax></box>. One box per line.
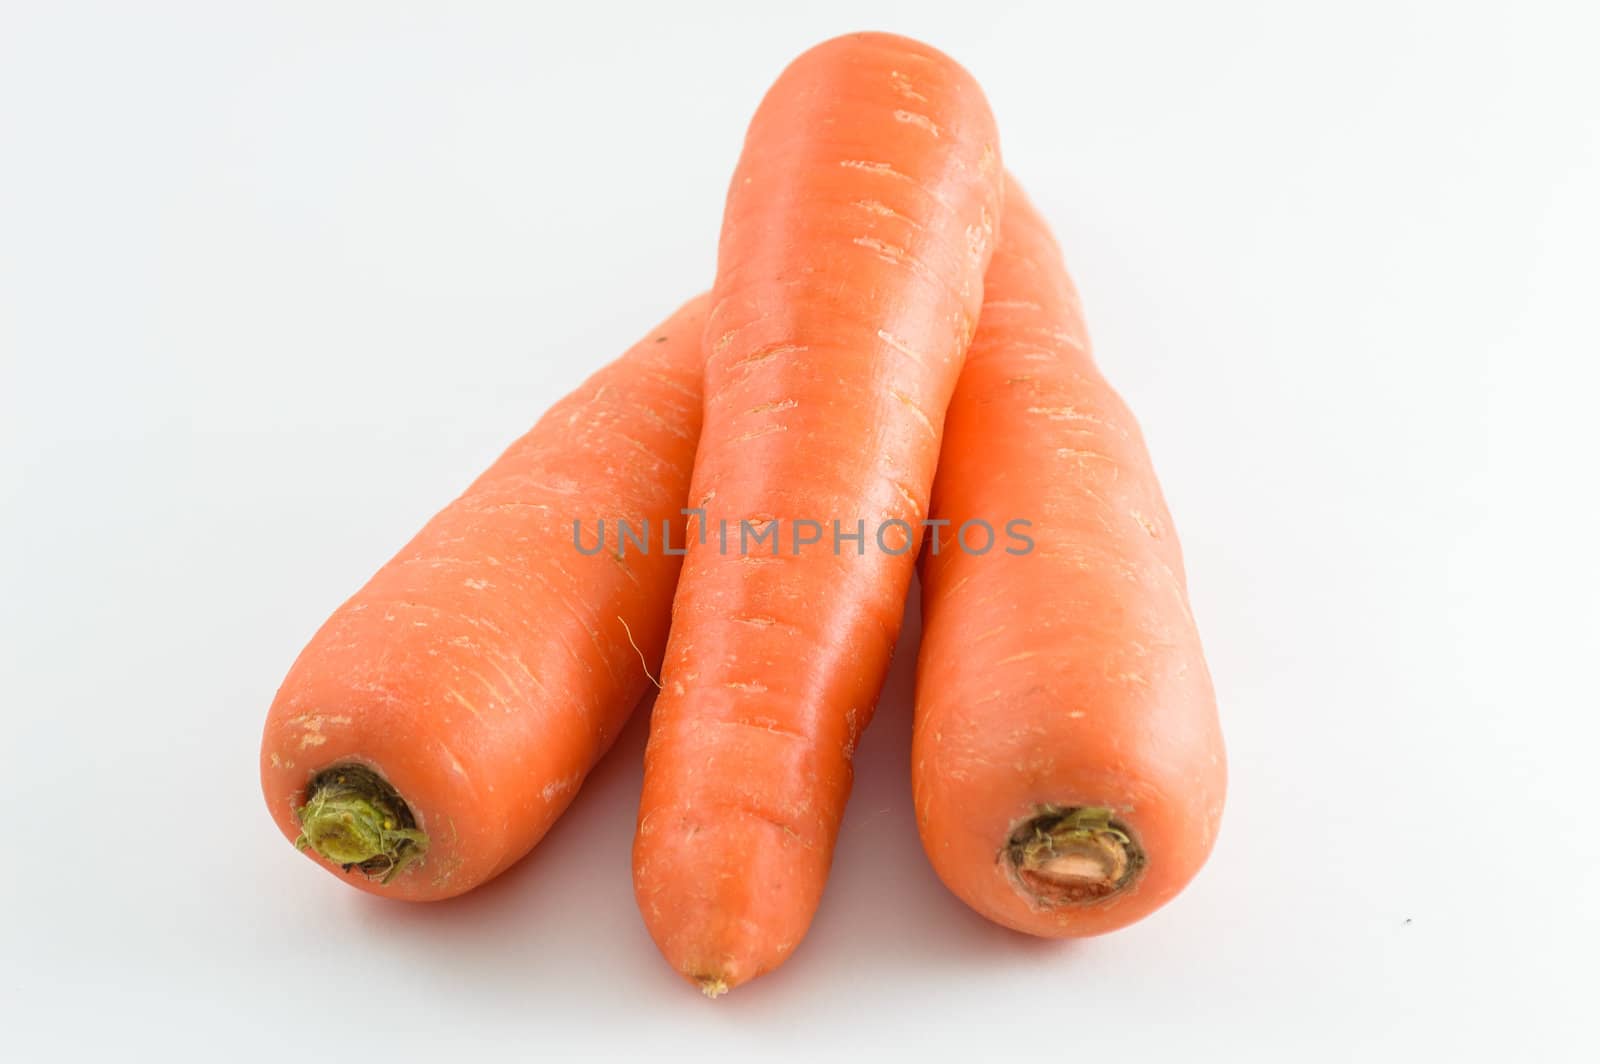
<box><xmin>619</xmin><ymin>615</ymin><xmax>663</xmax><ymax>690</ymax></box>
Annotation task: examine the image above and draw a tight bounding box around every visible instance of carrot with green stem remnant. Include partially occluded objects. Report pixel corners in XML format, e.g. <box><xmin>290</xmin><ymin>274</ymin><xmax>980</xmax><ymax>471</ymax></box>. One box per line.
<box><xmin>261</xmin><ymin>295</ymin><xmax>709</xmax><ymax>900</ymax></box>
<box><xmin>633</xmin><ymin>32</ymin><xmax>1002</xmax><ymax>994</ymax></box>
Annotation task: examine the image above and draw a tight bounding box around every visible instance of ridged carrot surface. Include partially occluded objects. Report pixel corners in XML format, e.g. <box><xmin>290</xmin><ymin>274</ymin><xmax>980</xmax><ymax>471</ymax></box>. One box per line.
<box><xmin>633</xmin><ymin>32</ymin><xmax>1002</xmax><ymax>994</ymax></box>
<box><xmin>913</xmin><ymin>177</ymin><xmax>1226</xmax><ymax>936</ymax></box>
<box><xmin>261</xmin><ymin>295</ymin><xmax>708</xmax><ymax>901</ymax></box>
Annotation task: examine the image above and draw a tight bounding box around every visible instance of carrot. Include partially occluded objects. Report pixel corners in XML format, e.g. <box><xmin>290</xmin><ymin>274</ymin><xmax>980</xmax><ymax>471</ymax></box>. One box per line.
<box><xmin>912</xmin><ymin>175</ymin><xmax>1226</xmax><ymax>936</ymax></box>
<box><xmin>260</xmin><ymin>294</ymin><xmax>709</xmax><ymax>901</ymax></box>
<box><xmin>633</xmin><ymin>32</ymin><xmax>1002</xmax><ymax>995</ymax></box>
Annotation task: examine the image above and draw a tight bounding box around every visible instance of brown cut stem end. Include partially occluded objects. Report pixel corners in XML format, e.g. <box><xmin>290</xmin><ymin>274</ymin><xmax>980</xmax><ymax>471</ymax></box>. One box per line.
<box><xmin>1005</xmin><ymin>806</ymin><xmax>1143</xmax><ymax>905</ymax></box>
<box><xmin>697</xmin><ymin>976</ymin><xmax>729</xmax><ymax>999</ymax></box>
<box><xmin>294</xmin><ymin>764</ymin><xmax>428</xmax><ymax>884</ymax></box>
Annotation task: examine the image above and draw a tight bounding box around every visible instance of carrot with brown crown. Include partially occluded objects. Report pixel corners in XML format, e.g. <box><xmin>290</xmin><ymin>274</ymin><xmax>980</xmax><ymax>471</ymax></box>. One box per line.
<box><xmin>913</xmin><ymin>176</ymin><xmax>1226</xmax><ymax>936</ymax></box>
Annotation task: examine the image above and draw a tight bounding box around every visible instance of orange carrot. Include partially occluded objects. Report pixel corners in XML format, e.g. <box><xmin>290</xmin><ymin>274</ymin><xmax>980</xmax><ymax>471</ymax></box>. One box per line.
<box><xmin>633</xmin><ymin>32</ymin><xmax>1002</xmax><ymax>994</ymax></box>
<box><xmin>913</xmin><ymin>176</ymin><xmax>1226</xmax><ymax>936</ymax></box>
<box><xmin>261</xmin><ymin>295</ymin><xmax>708</xmax><ymax>901</ymax></box>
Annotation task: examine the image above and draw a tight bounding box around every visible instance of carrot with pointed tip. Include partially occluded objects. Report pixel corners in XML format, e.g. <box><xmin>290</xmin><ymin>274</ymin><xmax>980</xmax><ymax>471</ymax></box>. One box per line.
<box><xmin>261</xmin><ymin>295</ymin><xmax>709</xmax><ymax>900</ymax></box>
<box><xmin>913</xmin><ymin>176</ymin><xmax>1226</xmax><ymax>936</ymax></box>
<box><xmin>632</xmin><ymin>32</ymin><xmax>1002</xmax><ymax>994</ymax></box>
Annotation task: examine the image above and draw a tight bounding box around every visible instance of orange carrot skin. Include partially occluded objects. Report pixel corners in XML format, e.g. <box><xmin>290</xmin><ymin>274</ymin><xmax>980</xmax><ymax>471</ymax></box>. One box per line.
<box><xmin>634</xmin><ymin>33</ymin><xmax>1001</xmax><ymax>992</ymax></box>
<box><xmin>914</xmin><ymin>179</ymin><xmax>1226</xmax><ymax>936</ymax></box>
<box><xmin>261</xmin><ymin>295</ymin><xmax>709</xmax><ymax>901</ymax></box>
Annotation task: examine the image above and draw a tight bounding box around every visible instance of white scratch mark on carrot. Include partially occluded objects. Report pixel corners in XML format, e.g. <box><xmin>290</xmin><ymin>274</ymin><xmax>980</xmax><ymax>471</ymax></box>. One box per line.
<box><xmin>744</xmin><ymin>398</ymin><xmax>798</xmax><ymax>416</ymax></box>
<box><xmin>541</xmin><ymin>770</ymin><xmax>584</xmax><ymax>804</ymax></box>
<box><xmin>646</xmin><ymin>369</ymin><xmax>699</xmax><ymax>399</ymax></box>
<box><xmin>1131</xmin><ymin>510</ymin><xmax>1161</xmax><ymax>537</ymax></box>
<box><xmin>890</xmin><ymin>387</ymin><xmax>935</xmax><ymax>437</ymax></box>
<box><xmin>615</xmin><ymin>432</ymin><xmax>664</xmax><ymax>465</ymax></box>
<box><xmin>888</xmin><ymin>70</ymin><xmax>927</xmax><ymax>102</ymax></box>
<box><xmin>995</xmin><ymin>651</ymin><xmax>1038</xmax><ymax>665</ymax></box>
<box><xmin>892</xmin><ymin>109</ymin><xmax>940</xmax><ymax>136</ymax></box>
<box><xmin>1054</xmin><ymin>447</ymin><xmax>1115</xmax><ymax>463</ymax></box>
<box><xmin>853</xmin><ymin>235</ymin><xmax>909</xmax><ymax>264</ymax></box>
<box><xmin>839</xmin><ymin>159</ymin><xmax>914</xmax><ymax>181</ymax></box>
<box><xmin>1030</xmin><ymin>405</ymin><xmax>1096</xmax><ymax>422</ymax></box>
<box><xmin>443</xmin><ymin>688</ymin><xmax>484</xmax><ymax>721</ymax></box>
<box><xmin>437</xmin><ymin>747</ymin><xmax>467</xmax><ymax>777</ymax></box>
<box><xmin>638</xmin><ymin>405</ymin><xmax>692</xmax><ymax>441</ymax></box>
<box><xmin>851</xmin><ymin>199</ymin><xmax>922</xmax><ymax>231</ymax></box>
<box><xmin>730</xmin><ymin>424</ymin><xmax>788</xmax><ymax>443</ymax></box>
<box><xmin>876</xmin><ymin>329</ymin><xmax>928</xmax><ymax>367</ymax></box>
<box><xmin>732</xmin><ymin>342</ymin><xmax>806</xmax><ymax>369</ymax></box>
<box><xmin>888</xmin><ymin>478</ymin><xmax>920</xmax><ymax>514</ymax></box>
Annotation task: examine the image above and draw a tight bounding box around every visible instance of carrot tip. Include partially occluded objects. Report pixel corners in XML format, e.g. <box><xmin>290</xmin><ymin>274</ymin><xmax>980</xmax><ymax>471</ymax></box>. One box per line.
<box><xmin>697</xmin><ymin>976</ymin><xmax>729</xmax><ymax>999</ymax></box>
<box><xmin>294</xmin><ymin>764</ymin><xmax>429</xmax><ymax>884</ymax></box>
<box><xmin>1005</xmin><ymin>806</ymin><xmax>1142</xmax><ymax>906</ymax></box>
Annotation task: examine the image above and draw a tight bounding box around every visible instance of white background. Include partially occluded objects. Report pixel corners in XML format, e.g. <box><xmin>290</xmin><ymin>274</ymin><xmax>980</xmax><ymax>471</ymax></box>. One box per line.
<box><xmin>3</xmin><ymin>1</ymin><xmax>1597</xmax><ymax>1059</ymax></box>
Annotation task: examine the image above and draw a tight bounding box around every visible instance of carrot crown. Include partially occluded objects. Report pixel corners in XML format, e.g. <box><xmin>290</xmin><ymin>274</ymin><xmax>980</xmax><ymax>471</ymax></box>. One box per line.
<box><xmin>294</xmin><ymin>765</ymin><xmax>428</xmax><ymax>883</ymax></box>
<box><xmin>1005</xmin><ymin>806</ymin><xmax>1143</xmax><ymax>905</ymax></box>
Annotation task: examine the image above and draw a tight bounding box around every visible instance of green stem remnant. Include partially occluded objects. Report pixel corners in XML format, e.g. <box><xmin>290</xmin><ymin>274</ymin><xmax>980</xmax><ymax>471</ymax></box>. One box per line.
<box><xmin>295</xmin><ymin>765</ymin><xmax>428</xmax><ymax>884</ymax></box>
<box><xmin>1005</xmin><ymin>806</ymin><xmax>1143</xmax><ymax>905</ymax></box>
